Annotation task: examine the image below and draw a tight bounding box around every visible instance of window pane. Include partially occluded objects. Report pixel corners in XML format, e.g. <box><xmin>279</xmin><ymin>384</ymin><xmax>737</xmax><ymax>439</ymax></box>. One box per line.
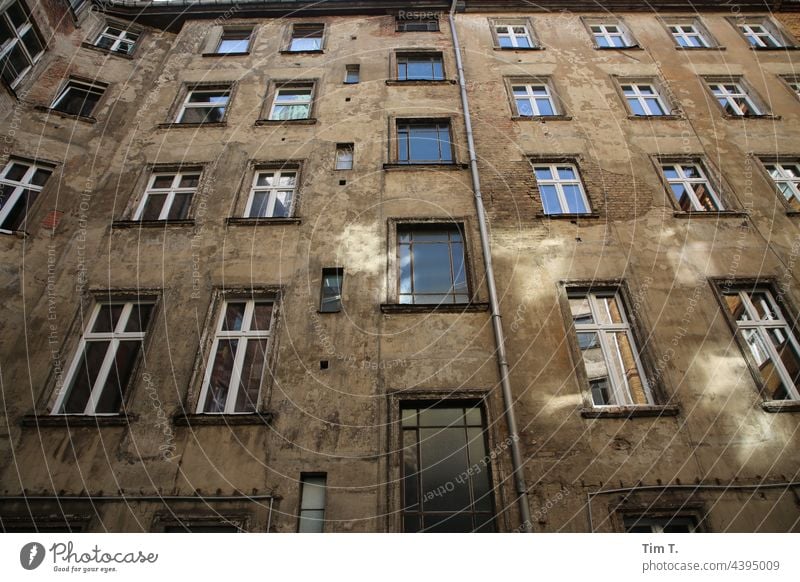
<box><xmin>222</xmin><ymin>303</ymin><xmax>246</xmax><ymax>331</ymax></box>
<box><xmin>140</xmin><ymin>193</ymin><xmax>166</xmax><ymax>220</ymax></box>
<box><xmin>94</xmin><ymin>340</ymin><xmax>140</xmax><ymax>413</ymax></box>
<box><xmin>570</xmin><ymin>297</ymin><xmax>593</xmax><ymax>323</ymax></box>
<box><xmin>271</xmin><ymin>191</ymin><xmax>292</xmax><ymax>217</ymax></box>
<box><xmin>767</xmin><ymin>328</ymin><xmax>800</xmax><ymax>395</ymax></box>
<box><xmin>202</xmin><ymin>339</ymin><xmax>238</xmax><ymax>412</ymax></box>
<box><xmin>167</xmin><ymin>192</ymin><xmax>192</xmax><ymax>219</ymax></box>
<box><xmin>124</xmin><ymin>303</ymin><xmax>153</xmax><ymax>333</ymax></box>
<box><xmin>608</xmin><ymin>332</ymin><xmax>649</xmax><ymax>405</ymax></box>
<box><xmin>562</xmin><ymin>184</ymin><xmax>586</xmax><ymax>213</ymax></box>
<box><xmin>320</xmin><ymin>270</ymin><xmax>343</xmax><ymax>312</ymax></box>
<box><xmin>250</xmin><ymin>303</ymin><xmax>273</xmax><ymax>332</ymax></box>
<box><xmin>402</xmin><ymin>430</ymin><xmax>419</xmax><ymax>510</ymax></box>
<box><xmin>467</xmin><ymin>427</ymin><xmax>492</xmax><ymax>511</ymax></box>
<box><xmin>62</xmin><ymin>341</ymin><xmax>109</xmax><ymax>413</ymax></box>
<box><xmin>539</xmin><ymin>184</ymin><xmax>561</xmax><ymax>214</ymax></box>
<box><xmin>420</xmin><ymin>427</ymin><xmax>471</xmax><ymax>511</ymax></box>
<box><xmin>577</xmin><ymin>333</ymin><xmax>615</xmax><ymax>405</ymax></box>
<box><xmin>233</xmin><ymin>338</ymin><xmax>267</xmax><ymax>413</ymax></box>
<box><xmin>92</xmin><ymin>304</ymin><xmax>125</xmax><ymax>333</ymax></box>
<box><xmin>595</xmin><ymin>295</ymin><xmax>624</xmax><ymax>325</ymax></box>
<box><xmin>412</xmin><ymin>242</ymin><xmax>454</xmax><ymax>297</ymax></box>
<box><xmin>248</xmin><ymin>191</ymin><xmax>268</xmax><ymax>217</ymax></box>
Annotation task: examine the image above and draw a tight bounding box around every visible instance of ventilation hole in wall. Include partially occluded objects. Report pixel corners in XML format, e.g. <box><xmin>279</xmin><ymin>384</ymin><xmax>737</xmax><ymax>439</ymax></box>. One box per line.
<box><xmin>320</xmin><ymin>360</ymin><xmax>329</xmax><ymax>370</ymax></box>
<box><xmin>339</xmin><ymin>180</ymin><xmax>347</xmax><ymax>186</ymax></box>
<box><xmin>281</xmin><ymin>137</ymin><xmax>286</xmax><ymax>141</ymax></box>
<box><xmin>351</xmin><ymin>35</ymin><xmax>357</xmax><ymax>40</ymax></box>
<box><xmin>345</xmin><ymin>97</ymin><xmax>351</xmax><ymax>102</ymax></box>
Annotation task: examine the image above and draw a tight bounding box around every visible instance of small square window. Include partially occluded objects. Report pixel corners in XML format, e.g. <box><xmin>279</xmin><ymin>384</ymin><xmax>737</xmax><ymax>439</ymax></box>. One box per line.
<box><xmin>269</xmin><ymin>84</ymin><xmax>313</xmax><ymax>121</ymax></box>
<box><xmin>320</xmin><ymin>268</ymin><xmax>344</xmax><ymax>312</ymax></box>
<box><xmin>344</xmin><ymin>64</ymin><xmax>360</xmax><ymax>84</ymax></box>
<box><xmin>660</xmin><ymin>161</ymin><xmax>724</xmax><ymax>212</ymax></box>
<box><xmin>216</xmin><ymin>28</ymin><xmax>252</xmax><ymax>54</ymax></box>
<box><xmin>177</xmin><ymin>87</ymin><xmax>231</xmax><ymax>124</ymax></box>
<box><xmin>335</xmin><ymin>144</ymin><xmax>354</xmax><ymax>170</ymax></box>
<box><xmin>94</xmin><ymin>25</ymin><xmax>140</xmax><ymax>55</ymax></box>
<box><xmin>298</xmin><ymin>475</ymin><xmax>327</xmax><ymax>532</ymax></box>
<box><xmin>0</xmin><ymin>158</ymin><xmax>54</xmax><ymax>231</ymax></box>
<box><xmin>288</xmin><ymin>23</ymin><xmax>324</xmax><ymax>51</ymax></box>
<box><xmin>396</xmin><ymin>120</ymin><xmax>453</xmax><ymax>164</ymax></box>
<box><xmin>50</xmin><ymin>79</ymin><xmax>106</xmax><ymax>118</ymax></box>
<box><xmin>531</xmin><ymin>163</ymin><xmax>590</xmax><ymax>215</ymax></box>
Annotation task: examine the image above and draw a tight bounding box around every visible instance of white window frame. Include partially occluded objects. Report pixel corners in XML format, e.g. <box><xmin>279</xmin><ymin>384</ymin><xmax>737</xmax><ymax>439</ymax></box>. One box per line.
<box><xmin>708</xmin><ymin>81</ymin><xmax>761</xmax><ymax>116</ymax></box>
<box><xmin>738</xmin><ymin>22</ymin><xmax>783</xmax><ymax>48</ymax></box>
<box><xmin>196</xmin><ymin>299</ymin><xmax>274</xmax><ymax>414</ymax></box>
<box><xmin>511</xmin><ymin>82</ymin><xmax>557</xmax><ymax>116</ymax></box>
<box><xmin>335</xmin><ymin>144</ymin><xmax>354</xmax><ymax>170</ymax></box>
<box><xmin>495</xmin><ymin>24</ymin><xmax>534</xmax><ymax>48</ymax></box>
<box><xmin>621</xmin><ymin>82</ymin><xmax>670</xmax><ymax>116</ymax></box>
<box><xmin>590</xmin><ymin>23</ymin><xmax>633</xmax><ymax>48</ymax></box>
<box><xmin>661</xmin><ymin>162</ymin><xmax>724</xmax><ymax>211</ymax></box>
<box><xmin>764</xmin><ymin>161</ymin><xmax>800</xmax><ymax>206</ymax></box>
<box><xmin>244</xmin><ymin>169</ymin><xmax>297</xmax><ymax>218</ymax></box>
<box><xmin>725</xmin><ymin>289</ymin><xmax>800</xmax><ymax>401</ymax></box>
<box><xmin>570</xmin><ymin>290</ymin><xmax>654</xmax><ymax>407</ymax></box>
<box><xmin>176</xmin><ymin>88</ymin><xmax>230</xmax><ymax>124</ymax></box>
<box><xmin>0</xmin><ymin>0</ymin><xmax>45</xmax><ymax>88</ymax></box>
<box><xmin>0</xmin><ymin>158</ymin><xmax>52</xmax><ymax>231</ymax></box>
<box><xmin>269</xmin><ymin>85</ymin><xmax>313</xmax><ymax>120</ymax></box>
<box><xmin>344</xmin><ymin>64</ymin><xmax>359</xmax><ymax>84</ymax></box>
<box><xmin>532</xmin><ymin>163</ymin><xmax>590</xmax><ymax>215</ymax></box>
<box><xmin>50</xmin><ymin>80</ymin><xmax>106</xmax><ymax>117</ymax></box>
<box><xmin>54</xmin><ymin>301</ymin><xmax>152</xmax><ymax>415</ymax></box>
<box><xmin>133</xmin><ymin>170</ymin><xmax>200</xmax><ymax>221</ymax></box>
<box><xmin>667</xmin><ymin>23</ymin><xmax>709</xmax><ymax>48</ymax></box>
<box><xmin>94</xmin><ymin>25</ymin><xmax>139</xmax><ymax>54</ymax></box>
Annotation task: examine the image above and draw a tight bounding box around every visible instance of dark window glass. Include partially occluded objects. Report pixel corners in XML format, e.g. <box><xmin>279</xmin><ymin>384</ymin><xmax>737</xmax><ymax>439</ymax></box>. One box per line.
<box><xmin>320</xmin><ymin>268</ymin><xmax>343</xmax><ymax>313</ymax></box>
<box><xmin>397</xmin><ymin>122</ymin><xmax>453</xmax><ymax>163</ymax></box>
<box><xmin>398</xmin><ymin>225</ymin><xmax>468</xmax><ymax>304</ymax></box>
<box><xmin>52</xmin><ymin>82</ymin><xmax>104</xmax><ymax>117</ymax></box>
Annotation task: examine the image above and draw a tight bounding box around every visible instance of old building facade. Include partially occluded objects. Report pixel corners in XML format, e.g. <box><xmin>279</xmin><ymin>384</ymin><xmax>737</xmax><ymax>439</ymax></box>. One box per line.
<box><xmin>0</xmin><ymin>0</ymin><xmax>798</xmax><ymax>533</ymax></box>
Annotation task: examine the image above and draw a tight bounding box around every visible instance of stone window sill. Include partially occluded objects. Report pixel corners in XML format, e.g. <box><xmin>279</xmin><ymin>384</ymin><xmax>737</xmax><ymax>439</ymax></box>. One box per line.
<box><xmin>0</xmin><ymin>228</ymin><xmax>27</xmax><ymax>238</ymax></box>
<box><xmin>383</xmin><ymin>162</ymin><xmax>469</xmax><ymax>171</ymax></box>
<box><xmin>721</xmin><ymin>114</ymin><xmax>781</xmax><ymax>121</ymax></box>
<box><xmin>279</xmin><ymin>49</ymin><xmax>324</xmax><ymax>55</ymax></box>
<box><xmin>254</xmin><ymin>118</ymin><xmax>317</xmax><ymax>126</ymax></box>
<box><xmin>226</xmin><ymin>217</ymin><xmax>301</xmax><ymax>226</ymax></box>
<box><xmin>385</xmin><ymin>79</ymin><xmax>457</xmax><ymax>86</ymax></box>
<box><xmin>157</xmin><ymin>121</ymin><xmax>228</xmax><ymax>129</ymax></box>
<box><xmin>173</xmin><ymin>412</ymin><xmax>274</xmax><ymax>426</ymax></box>
<box><xmin>672</xmin><ymin>210</ymin><xmax>749</xmax><ymax>219</ymax></box>
<box><xmin>675</xmin><ymin>45</ymin><xmax>726</xmax><ymax>51</ymax></box>
<box><xmin>786</xmin><ymin>210</ymin><xmax>800</xmax><ymax>217</ymax></box>
<box><xmin>594</xmin><ymin>45</ymin><xmax>643</xmax><ymax>51</ymax></box>
<box><xmin>627</xmin><ymin>114</ymin><xmax>684</xmax><ymax>121</ymax></box>
<box><xmin>580</xmin><ymin>404</ymin><xmax>680</xmax><ymax>419</ymax></box>
<box><xmin>536</xmin><ymin>212</ymin><xmax>600</xmax><ymax>220</ymax></box>
<box><xmin>21</xmin><ymin>413</ymin><xmax>138</xmax><ymax>427</ymax></box>
<box><xmin>380</xmin><ymin>302</ymin><xmax>490</xmax><ymax>314</ymax></box>
<box><xmin>493</xmin><ymin>46</ymin><xmax>543</xmax><ymax>51</ymax></box>
<box><xmin>80</xmin><ymin>42</ymin><xmax>135</xmax><ymax>59</ymax></box>
<box><xmin>749</xmin><ymin>46</ymin><xmax>800</xmax><ymax>51</ymax></box>
<box><xmin>112</xmin><ymin>219</ymin><xmax>195</xmax><ymax>228</ymax></box>
<box><xmin>202</xmin><ymin>52</ymin><xmax>250</xmax><ymax>57</ymax></box>
<box><xmin>513</xmin><ymin>115</ymin><xmax>572</xmax><ymax>121</ymax></box>
<box><xmin>34</xmin><ymin>105</ymin><xmax>96</xmax><ymax>124</ymax></box>
<box><xmin>761</xmin><ymin>400</ymin><xmax>800</xmax><ymax>413</ymax></box>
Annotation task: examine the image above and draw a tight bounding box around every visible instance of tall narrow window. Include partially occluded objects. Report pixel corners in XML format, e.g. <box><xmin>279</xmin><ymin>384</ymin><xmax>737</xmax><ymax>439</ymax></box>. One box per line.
<box><xmin>763</xmin><ymin>161</ymin><xmax>800</xmax><ymax>211</ymax></box>
<box><xmin>269</xmin><ymin>85</ymin><xmax>313</xmax><ymax>120</ymax></box>
<box><xmin>620</xmin><ymin>83</ymin><xmax>669</xmax><ymax>116</ymax></box>
<box><xmin>288</xmin><ymin>23</ymin><xmax>323</xmax><ymax>51</ymax></box>
<box><xmin>532</xmin><ymin>163</ymin><xmax>590</xmax><ymax>215</ymax></box>
<box><xmin>134</xmin><ymin>170</ymin><xmax>200</xmax><ymax>221</ymax></box>
<box><xmin>661</xmin><ymin>162</ymin><xmax>723</xmax><ymax>212</ymax></box>
<box><xmin>707</xmin><ymin>80</ymin><xmax>761</xmax><ymax>117</ymax></box>
<box><xmin>401</xmin><ymin>403</ymin><xmax>495</xmax><ymax>532</ymax></box>
<box><xmin>737</xmin><ymin>21</ymin><xmax>784</xmax><ymax>48</ymax></box>
<box><xmin>397</xmin><ymin>224</ymin><xmax>468</xmax><ymax>305</ymax></box>
<box><xmin>94</xmin><ymin>25</ymin><xmax>139</xmax><ymax>55</ymax></box>
<box><xmin>344</xmin><ymin>64</ymin><xmax>359</xmax><ymax>84</ymax></box>
<box><xmin>511</xmin><ymin>82</ymin><xmax>557</xmax><ymax>116</ymax></box>
<box><xmin>590</xmin><ymin>23</ymin><xmax>633</xmax><ymax>48</ymax></box>
<box><xmin>177</xmin><ymin>87</ymin><xmax>230</xmax><ymax>123</ymax></box>
<box><xmin>51</xmin><ymin>80</ymin><xmax>105</xmax><ymax>118</ymax></box>
<box><xmin>215</xmin><ymin>28</ymin><xmax>252</xmax><ymax>54</ymax></box>
<box><xmin>0</xmin><ymin>0</ymin><xmax>45</xmax><ymax>88</ymax></box>
<box><xmin>397</xmin><ymin>121</ymin><xmax>452</xmax><ymax>164</ymax></box>
<box><xmin>197</xmin><ymin>299</ymin><xmax>273</xmax><ymax>414</ymax></box>
<box><xmin>298</xmin><ymin>475</ymin><xmax>327</xmax><ymax>532</ymax></box>
<box><xmin>721</xmin><ymin>288</ymin><xmax>800</xmax><ymax>401</ymax></box>
<box><xmin>667</xmin><ymin>23</ymin><xmax>709</xmax><ymax>48</ymax></box>
<box><xmin>569</xmin><ymin>290</ymin><xmax>653</xmax><ymax>407</ymax></box>
<box><xmin>396</xmin><ymin>53</ymin><xmax>443</xmax><ymax>81</ymax></box>
<box><xmin>335</xmin><ymin>144</ymin><xmax>354</xmax><ymax>170</ymax></box>
<box><xmin>54</xmin><ymin>300</ymin><xmax>154</xmax><ymax>415</ymax></box>
<box><xmin>494</xmin><ymin>24</ymin><xmax>533</xmax><ymax>48</ymax></box>
<box><xmin>244</xmin><ymin>169</ymin><xmax>296</xmax><ymax>218</ymax></box>
<box><xmin>320</xmin><ymin>268</ymin><xmax>343</xmax><ymax>313</ymax></box>
<box><xmin>0</xmin><ymin>158</ymin><xmax>53</xmax><ymax>232</ymax></box>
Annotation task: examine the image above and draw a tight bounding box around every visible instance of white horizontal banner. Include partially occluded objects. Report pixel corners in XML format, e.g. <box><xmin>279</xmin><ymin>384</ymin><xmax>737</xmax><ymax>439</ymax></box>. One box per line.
<box><xmin>1</xmin><ymin>534</ymin><xmax>797</xmax><ymax>581</ymax></box>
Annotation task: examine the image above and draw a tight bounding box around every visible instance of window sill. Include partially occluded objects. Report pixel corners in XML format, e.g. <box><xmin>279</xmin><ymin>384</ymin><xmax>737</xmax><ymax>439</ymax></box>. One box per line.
<box><xmin>385</xmin><ymin>79</ymin><xmax>457</xmax><ymax>86</ymax></box>
<box><xmin>254</xmin><ymin>118</ymin><xmax>317</xmax><ymax>126</ymax></box>
<box><xmin>157</xmin><ymin>121</ymin><xmax>228</xmax><ymax>129</ymax></box>
<box><xmin>0</xmin><ymin>228</ymin><xmax>27</xmax><ymax>238</ymax></box>
<box><xmin>33</xmin><ymin>105</ymin><xmax>96</xmax><ymax>124</ymax></box>
<box><xmin>279</xmin><ymin>49</ymin><xmax>324</xmax><ymax>55</ymax></box>
<box><xmin>112</xmin><ymin>219</ymin><xmax>196</xmax><ymax>228</ymax></box>
<box><xmin>580</xmin><ymin>405</ymin><xmax>680</xmax><ymax>419</ymax></box>
<box><xmin>512</xmin><ymin>115</ymin><xmax>572</xmax><ymax>121</ymax></box>
<box><xmin>80</xmin><ymin>42</ymin><xmax>135</xmax><ymax>59</ymax></box>
<box><xmin>225</xmin><ymin>217</ymin><xmax>301</xmax><ymax>226</ymax></box>
<box><xmin>627</xmin><ymin>114</ymin><xmax>684</xmax><ymax>120</ymax></box>
<box><xmin>383</xmin><ymin>162</ymin><xmax>469</xmax><ymax>171</ymax></box>
<box><xmin>672</xmin><ymin>210</ymin><xmax>749</xmax><ymax>219</ymax></box>
<box><xmin>21</xmin><ymin>413</ymin><xmax>138</xmax><ymax>427</ymax></box>
<box><xmin>173</xmin><ymin>412</ymin><xmax>274</xmax><ymax>426</ymax></box>
<box><xmin>202</xmin><ymin>52</ymin><xmax>250</xmax><ymax>57</ymax></box>
<box><xmin>748</xmin><ymin>46</ymin><xmax>800</xmax><ymax>51</ymax></box>
<box><xmin>493</xmin><ymin>46</ymin><xmax>543</xmax><ymax>51</ymax></box>
<box><xmin>380</xmin><ymin>302</ymin><xmax>490</xmax><ymax>314</ymax></box>
<box><xmin>720</xmin><ymin>114</ymin><xmax>781</xmax><ymax>121</ymax></box>
<box><xmin>536</xmin><ymin>212</ymin><xmax>600</xmax><ymax>220</ymax></box>
<box><xmin>761</xmin><ymin>400</ymin><xmax>800</xmax><ymax>413</ymax></box>
<box><xmin>675</xmin><ymin>45</ymin><xmax>726</xmax><ymax>51</ymax></box>
<box><xmin>593</xmin><ymin>45</ymin><xmax>643</xmax><ymax>51</ymax></box>
<box><xmin>785</xmin><ymin>210</ymin><xmax>800</xmax><ymax>217</ymax></box>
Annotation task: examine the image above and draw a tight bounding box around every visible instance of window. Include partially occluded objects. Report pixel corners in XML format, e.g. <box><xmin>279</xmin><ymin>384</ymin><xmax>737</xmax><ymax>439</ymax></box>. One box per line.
<box><xmin>396</xmin><ymin>53</ymin><xmax>443</xmax><ymax>81</ymax></box>
<box><xmin>298</xmin><ymin>475</ymin><xmax>327</xmax><ymax>533</ymax></box>
<box><xmin>94</xmin><ymin>25</ymin><xmax>139</xmax><ymax>55</ymax></box>
<box><xmin>134</xmin><ymin>170</ymin><xmax>199</xmax><ymax>221</ymax></box>
<box><xmin>66</xmin><ymin>0</ymin><xmax>87</xmax><ymax>14</ymax></box>
<box><xmin>177</xmin><ymin>87</ymin><xmax>230</xmax><ymax>123</ymax></box>
<box><xmin>620</xmin><ymin>82</ymin><xmax>670</xmax><ymax>116</ymax></box>
<box><xmin>197</xmin><ymin>299</ymin><xmax>274</xmax><ymax>414</ymax></box>
<box><xmin>54</xmin><ymin>300</ymin><xmax>154</xmax><ymax>415</ymax></box>
<box><xmin>401</xmin><ymin>403</ymin><xmax>495</xmax><ymax>532</ymax></box>
<box><xmin>396</xmin><ymin>16</ymin><xmax>439</xmax><ymax>32</ymax></box>
<box><xmin>215</xmin><ymin>27</ymin><xmax>252</xmax><ymax>54</ymax></box>
<box><xmin>590</xmin><ymin>23</ymin><xmax>633</xmax><ymax>48</ymax></box>
<box><xmin>494</xmin><ymin>23</ymin><xmax>534</xmax><ymax>48</ymax></box>
<box><xmin>397</xmin><ymin>121</ymin><xmax>453</xmax><ymax>164</ymax></box>
<box><xmin>737</xmin><ymin>20</ymin><xmax>785</xmax><ymax>48</ymax></box>
<box><xmin>763</xmin><ymin>161</ymin><xmax>800</xmax><ymax>211</ymax></box>
<box><xmin>782</xmin><ymin>76</ymin><xmax>800</xmax><ymax>100</ymax></box>
<box><xmin>707</xmin><ymin>80</ymin><xmax>762</xmax><ymax>117</ymax></box>
<box><xmin>244</xmin><ymin>169</ymin><xmax>296</xmax><ymax>218</ymax></box>
<box><xmin>568</xmin><ymin>290</ymin><xmax>653</xmax><ymax>407</ymax></box>
<box><xmin>269</xmin><ymin>84</ymin><xmax>313</xmax><ymax>120</ymax></box>
<box><xmin>319</xmin><ymin>268</ymin><xmax>343</xmax><ymax>313</ymax></box>
<box><xmin>511</xmin><ymin>82</ymin><xmax>557</xmax><ymax>116</ymax></box>
<box><xmin>335</xmin><ymin>144</ymin><xmax>354</xmax><ymax>170</ymax></box>
<box><xmin>0</xmin><ymin>158</ymin><xmax>53</xmax><ymax>232</ymax></box>
<box><xmin>0</xmin><ymin>0</ymin><xmax>44</xmax><ymax>88</ymax></box>
<box><xmin>721</xmin><ymin>288</ymin><xmax>800</xmax><ymax>401</ymax></box>
<box><xmin>661</xmin><ymin>162</ymin><xmax>723</xmax><ymax>211</ymax></box>
<box><xmin>397</xmin><ymin>224</ymin><xmax>468</xmax><ymax>305</ymax></box>
<box><xmin>667</xmin><ymin>23</ymin><xmax>710</xmax><ymax>48</ymax></box>
<box><xmin>50</xmin><ymin>79</ymin><xmax>105</xmax><ymax>118</ymax></box>
<box><xmin>344</xmin><ymin>64</ymin><xmax>359</xmax><ymax>84</ymax></box>
<box><xmin>288</xmin><ymin>23</ymin><xmax>323</xmax><ymax>51</ymax></box>
<box><xmin>625</xmin><ymin>516</ymin><xmax>697</xmax><ymax>533</ymax></box>
<box><xmin>532</xmin><ymin>163</ymin><xmax>590</xmax><ymax>215</ymax></box>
